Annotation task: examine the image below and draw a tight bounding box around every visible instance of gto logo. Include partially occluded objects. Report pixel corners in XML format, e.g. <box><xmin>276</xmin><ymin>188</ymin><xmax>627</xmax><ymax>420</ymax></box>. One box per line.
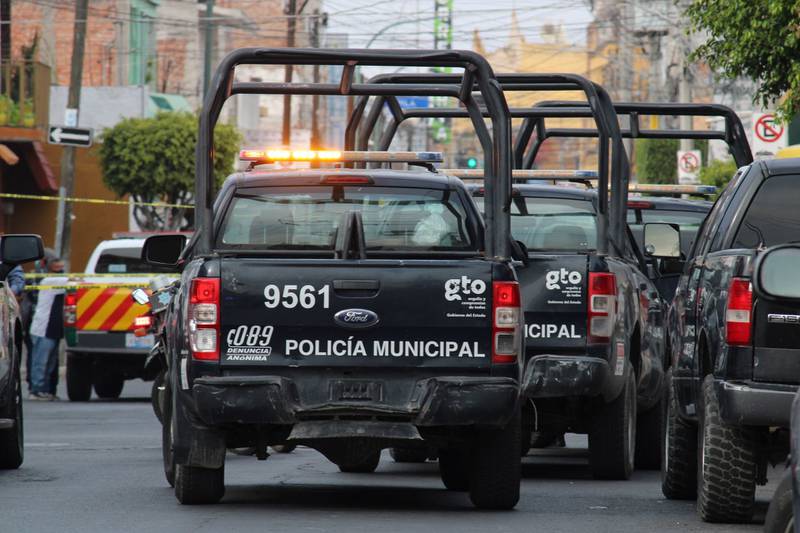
<box><xmin>445</xmin><ymin>276</ymin><xmax>487</xmax><ymax>302</ymax></box>
<box><xmin>334</xmin><ymin>309</ymin><xmax>379</xmax><ymax>329</ymax></box>
<box><xmin>545</xmin><ymin>268</ymin><xmax>582</xmax><ymax>290</ymax></box>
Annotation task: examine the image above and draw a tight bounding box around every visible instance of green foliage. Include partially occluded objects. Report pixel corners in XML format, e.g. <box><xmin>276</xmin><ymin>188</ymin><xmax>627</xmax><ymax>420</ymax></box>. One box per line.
<box><xmin>699</xmin><ymin>158</ymin><xmax>738</xmax><ymax>189</ymax></box>
<box><xmin>686</xmin><ymin>0</ymin><xmax>800</xmax><ymax>122</ymax></box>
<box><xmin>99</xmin><ymin>111</ymin><xmax>241</xmax><ymax>230</ymax></box>
<box><xmin>635</xmin><ymin>138</ymin><xmax>679</xmax><ymax>184</ymax></box>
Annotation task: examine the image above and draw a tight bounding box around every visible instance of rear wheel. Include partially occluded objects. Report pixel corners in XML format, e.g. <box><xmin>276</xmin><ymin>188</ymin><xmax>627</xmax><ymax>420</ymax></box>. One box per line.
<box><xmin>661</xmin><ymin>370</ymin><xmax>697</xmax><ymax>499</ymax></box>
<box><xmin>0</xmin><ymin>361</ymin><xmax>24</xmax><ymax>469</ymax></box>
<box><xmin>94</xmin><ymin>374</ymin><xmax>124</xmax><ymax>399</ymax></box>
<box><xmin>589</xmin><ymin>369</ymin><xmax>636</xmax><ymax>480</ymax></box>
<box><xmin>438</xmin><ymin>447</ymin><xmax>470</xmax><ymax>491</ymax></box>
<box><xmin>162</xmin><ymin>382</ymin><xmax>175</xmax><ymax>487</ymax></box>
<box><xmin>697</xmin><ymin>374</ymin><xmax>757</xmax><ymax>523</ymax></box>
<box><xmin>468</xmin><ymin>411</ymin><xmax>521</xmax><ymax>510</ymax></box>
<box><xmin>335</xmin><ymin>449</ymin><xmax>381</xmax><ymax>473</ymax></box>
<box><xmin>66</xmin><ymin>353</ymin><xmax>92</xmax><ymax>402</ymax></box>
<box><xmin>174</xmin><ymin>464</ymin><xmax>225</xmax><ymax>505</ymax></box>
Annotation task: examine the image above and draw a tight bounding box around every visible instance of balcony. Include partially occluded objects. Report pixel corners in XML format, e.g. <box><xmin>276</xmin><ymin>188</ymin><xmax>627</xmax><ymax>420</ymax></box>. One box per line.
<box><xmin>0</xmin><ymin>60</ymin><xmax>50</xmax><ymax>131</ymax></box>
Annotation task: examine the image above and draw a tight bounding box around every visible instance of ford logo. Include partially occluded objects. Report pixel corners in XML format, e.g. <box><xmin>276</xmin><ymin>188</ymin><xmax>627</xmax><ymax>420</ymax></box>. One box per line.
<box><xmin>334</xmin><ymin>309</ymin><xmax>379</xmax><ymax>329</ymax></box>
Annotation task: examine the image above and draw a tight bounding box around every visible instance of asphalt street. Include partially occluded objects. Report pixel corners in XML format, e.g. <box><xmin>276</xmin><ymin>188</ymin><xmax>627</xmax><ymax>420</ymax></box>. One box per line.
<box><xmin>0</xmin><ymin>379</ymin><xmax>782</xmax><ymax>533</ymax></box>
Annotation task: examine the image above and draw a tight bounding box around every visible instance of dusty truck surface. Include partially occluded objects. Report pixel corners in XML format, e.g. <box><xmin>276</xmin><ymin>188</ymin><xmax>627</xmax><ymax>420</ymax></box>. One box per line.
<box><xmin>144</xmin><ymin>48</ymin><xmax>524</xmax><ymax>509</ymax></box>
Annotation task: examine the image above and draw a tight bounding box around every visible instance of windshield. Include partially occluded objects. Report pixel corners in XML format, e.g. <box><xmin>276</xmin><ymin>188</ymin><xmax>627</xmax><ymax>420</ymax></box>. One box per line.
<box><xmin>473</xmin><ymin>195</ymin><xmax>597</xmax><ymax>251</ymax></box>
<box><xmin>218</xmin><ymin>185</ymin><xmax>476</xmax><ymax>252</ymax></box>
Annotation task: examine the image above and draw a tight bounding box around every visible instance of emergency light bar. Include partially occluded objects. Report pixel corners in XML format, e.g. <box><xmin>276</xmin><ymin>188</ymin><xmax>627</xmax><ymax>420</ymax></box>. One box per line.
<box><xmin>440</xmin><ymin>169</ymin><xmax>598</xmax><ymax>181</ymax></box>
<box><xmin>628</xmin><ymin>184</ymin><xmax>717</xmax><ymax>197</ymax></box>
<box><xmin>239</xmin><ymin>149</ymin><xmax>443</xmax><ymax>164</ymax></box>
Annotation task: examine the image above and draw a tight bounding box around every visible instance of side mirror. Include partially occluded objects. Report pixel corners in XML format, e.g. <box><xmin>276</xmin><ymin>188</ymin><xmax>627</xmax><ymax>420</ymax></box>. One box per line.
<box><xmin>0</xmin><ymin>234</ymin><xmax>44</xmax><ymax>265</ymax></box>
<box><xmin>142</xmin><ymin>234</ymin><xmax>186</xmax><ymax>268</ymax></box>
<box><xmin>131</xmin><ymin>288</ymin><xmax>150</xmax><ymax>306</ymax></box>
<box><xmin>752</xmin><ymin>244</ymin><xmax>800</xmax><ymax>301</ymax></box>
<box><xmin>643</xmin><ymin>223</ymin><xmax>681</xmax><ymax>259</ymax></box>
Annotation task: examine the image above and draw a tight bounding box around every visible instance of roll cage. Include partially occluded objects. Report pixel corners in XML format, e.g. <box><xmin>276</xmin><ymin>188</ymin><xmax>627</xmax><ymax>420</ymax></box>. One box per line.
<box><xmin>197</xmin><ymin>48</ymin><xmax>513</xmax><ymax>259</ymax></box>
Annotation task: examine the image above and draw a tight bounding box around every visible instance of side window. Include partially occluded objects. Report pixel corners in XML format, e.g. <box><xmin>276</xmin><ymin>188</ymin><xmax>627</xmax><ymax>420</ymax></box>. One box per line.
<box><xmin>731</xmin><ymin>174</ymin><xmax>800</xmax><ymax>248</ymax></box>
<box><xmin>696</xmin><ymin>167</ymin><xmax>745</xmax><ymax>256</ymax></box>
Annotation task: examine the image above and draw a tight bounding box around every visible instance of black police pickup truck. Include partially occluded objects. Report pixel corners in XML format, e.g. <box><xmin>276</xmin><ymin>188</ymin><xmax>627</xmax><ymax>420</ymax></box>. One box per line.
<box><xmin>141</xmin><ymin>48</ymin><xmax>523</xmax><ymax>509</ymax></box>
<box><xmin>0</xmin><ymin>234</ymin><xmax>44</xmax><ymax>469</ymax></box>
<box><xmin>663</xmin><ymin>158</ymin><xmax>800</xmax><ymax>523</ymax></box>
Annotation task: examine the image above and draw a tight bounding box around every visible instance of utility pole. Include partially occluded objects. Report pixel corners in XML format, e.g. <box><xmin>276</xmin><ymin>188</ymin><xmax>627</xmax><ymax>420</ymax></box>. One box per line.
<box><xmin>282</xmin><ymin>0</ymin><xmax>304</xmax><ymax>146</ymax></box>
<box><xmin>202</xmin><ymin>0</ymin><xmax>215</xmax><ymax>100</ymax></box>
<box><xmin>309</xmin><ymin>10</ymin><xmax>327</xmax><ymax>149</ymax></box>
<box><xmin>54</xmin><ymin>0</ymin><xmax>89</xmax><ymax>270</ymax></box>
<box><xmin>678</xmin><ymin>35</ymin><xmax>693</xmax><ymax>152</ymax></box>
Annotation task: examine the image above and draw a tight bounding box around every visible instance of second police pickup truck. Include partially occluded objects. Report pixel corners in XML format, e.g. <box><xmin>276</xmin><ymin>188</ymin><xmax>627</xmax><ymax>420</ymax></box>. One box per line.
<box><xmin>662</xmin><ymin>158</ymin><xmax>800</xmax><ymax>523</ymax></box>
<box><xmin>142</xmin><ymin>48</ymin><xmax>524</xmax><ymax>509</ymax></box>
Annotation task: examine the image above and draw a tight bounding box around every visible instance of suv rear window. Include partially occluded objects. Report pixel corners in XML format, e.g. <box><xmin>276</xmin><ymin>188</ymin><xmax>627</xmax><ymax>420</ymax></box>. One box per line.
<box><xmin>473</xmin><ymin>195</ymin><xmax>596</xmax><ymax>251</ymax></box>
<box><xmin>732</xmin><ymin>174</ymin><xmax>800</xmax><ymax>248</ymax></box>
<box><xmin>218</xmin><ymin>186</ymin><xmax>475</xmax><ymax>251</ymax></box>
<box><xmin>94</xmin><ymin>248</ymin><xmax>173</xmax><ymax>274</ymax></box>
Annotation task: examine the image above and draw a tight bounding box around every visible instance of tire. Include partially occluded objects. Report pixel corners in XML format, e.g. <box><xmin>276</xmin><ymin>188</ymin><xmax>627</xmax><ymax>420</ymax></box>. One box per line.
<box><xmin>336</xmin><ymin>449</ymin><xmax>381</xmax><ymax>473</ymax></box>
<box><xmin>438</xmin><ymin>448</ymin><xmax>470</xmax><ymax>491</ymax></box>
<box><xmin>764</xmin><ymin>468</ymin><xmax>794</xmax><ymax>533</ymax></box>
<box><xmin>162</xmin><ymin>382</ymin><xmax>175</xmax><ymax>487</ymax></box>
<box><xmin>661</xmin><ymin>369</ymin><xmax>697</xmax><ymax>499</ymax></box>
<box><xmin>93</xmin><ymin>374</ymin><xmax>124</xmax><ymax>399</ymax></box>
<box><xmin>389</xmin><ymin>447</ymin><xmax>429</xmax><ymax>463</ymax></box>
<box><xmin>697</xmin><ymin>374</ymin><xmax>757</xmax><ymax>523</ymax></box>
<box><xmin>635</xmin><ymin>392</ymin><xmax>664</xmax><ymax>470</ymax></box>
<box><xmin>151</xmin><ymin>370</ymin><xmax>165</xmax><ymax>424</ymax></box>
<box><xmin>589</xmin><ymin>369</ymin><xmax>637</xmax><ymax>480</ymax></box>
<box><xmin>0</xmin><ymin>361</ymin><xmax>24</xmax><ymax>469</ymax></box>
<box><xmin>271</xmin><ymin>443</ymin><xmax>297</xmax><ymax>454</ymax></box>
<box><xmin>468</xmin><ymin>411</ymin><xmax>521</xmax><ymax>510</ymax></box>
<box><xmin>66</xmin><ymin>353</ymin><xmax>92</xmax><ymax>402</ymax></box>
<box><xmin>174</xmin><ymin>464</ymin><xmax>225</xmax><ymax>505</ymax></box>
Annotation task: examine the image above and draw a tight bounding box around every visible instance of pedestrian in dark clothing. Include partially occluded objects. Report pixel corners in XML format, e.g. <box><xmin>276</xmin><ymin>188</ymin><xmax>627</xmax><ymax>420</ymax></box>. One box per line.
<box><xmin>29</xmin><ymin>256</ymin><xmax>66</xmax><ymax>401</ymax></box>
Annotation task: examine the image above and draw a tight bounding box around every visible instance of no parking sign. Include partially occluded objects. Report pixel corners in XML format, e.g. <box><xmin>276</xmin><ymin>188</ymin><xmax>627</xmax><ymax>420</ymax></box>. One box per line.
<box><xmin>677</xmin><ymin>150</ymin><xmax>702</xmax><ymax>184</ymax></box>
<box><xmin>752</xmin><ymin>113</ymin><xmax>787</xmax><ymax>155</ymax></box>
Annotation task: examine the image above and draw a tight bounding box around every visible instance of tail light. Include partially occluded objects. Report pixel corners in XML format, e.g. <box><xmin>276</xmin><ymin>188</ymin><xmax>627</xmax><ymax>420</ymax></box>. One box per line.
<box><xmin>134</xmin><ymin>315</ymin><xmax>152</xmax><ymax>328</ymax></box>
<box><xmin>188</xmin><ymin>278</ymin><xmax>220</xmax><ymax>361</ymax></box>
<box><xmin>492</xmin><ymin>281</ymin><xmax>521</xmax><ymax>364</ymax></box>
<box><xmin>588</xmin><ymin>272</ymin><xmax>616</xmax><ymax>344</ymax></box>
<box><xmin>726</xmin><ymin>277</ymin><xmax>753</xmax><ymax>346</ymax></box>
<box><xmin>64</xmin><ymin>291</ymin><xmax>78</xmax><ymax>327</ymax></box>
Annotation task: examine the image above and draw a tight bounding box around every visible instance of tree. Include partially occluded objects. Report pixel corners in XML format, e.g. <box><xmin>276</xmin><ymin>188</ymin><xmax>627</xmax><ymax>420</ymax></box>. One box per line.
<box><xmin>99</xmin><ymin>112</ymin><xmax>241</xmax><ymax>230</ymax></box>
<box><xmin>635</xmin><ymin>139</ymin><xmax>679</xmax><ymax>184</ymax></box>
<box><xmin>699</xmin><ymin>159</ymin><xmax>738</xmax><ymax>189</ymax></box>
<box><xmin>686</xmin><ymin>0</ymin><xmax>800</xmax><ymax>121</ymax></box>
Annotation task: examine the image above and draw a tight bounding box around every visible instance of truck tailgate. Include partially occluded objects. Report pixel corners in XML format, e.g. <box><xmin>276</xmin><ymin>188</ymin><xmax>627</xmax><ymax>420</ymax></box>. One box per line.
<box><xmin>753</xmin><ymin>298</ymin><xmax>800</xmax><ymax>384</ymax></box>
<box><xmin>220</xmin><ymin>258</ymin><xmax>493</xmax><ymax>369</ymax></box>
<box><xmin>517</xmin><ymin>255</ymin><xmax>588</xmax><ymax>353</ymax></box>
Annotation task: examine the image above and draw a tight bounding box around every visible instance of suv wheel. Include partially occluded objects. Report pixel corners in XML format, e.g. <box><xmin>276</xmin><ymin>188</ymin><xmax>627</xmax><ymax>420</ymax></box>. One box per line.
<box><xmin>66</xmin><ymin>353</ymin><xmax>92</xmax><ymax>401</ymax></box>
<box><xmin>661</xmin><ymin>369</ymin><xmax>697</xmax><ymax>499</ymax></box>
<box><xmin>697</xmin><ymin>374</ymin><xmax>757</xmax><ymax>522</ymax></box>
<box><xmin>174</xmin><ymin>464</ymin><xmax>225</xmax><ymax>504</ymax></box>
<box><xmin>468</xmin><ymin>410</ymin><xmax>521</xmax><ymax>509</ymax></box>
<box><xmin>0</xmin><ymin>360</ymin><xmax>24</xmax><ymax>469</ymax></box>
<box><xmin>335</xmin><ymin>449</ymin><xmax>381</xmax><ymax>473</ymax></box>
<box><xmin>589</xmin><ymin>369</ymin><xmax>636</xmax><ymax>480</ymax></box>
<box><xmin>438</xmin><ymin>447</ymin><xmax>470</xmax><ymax>491</ymax></box>
<box><xmin>94</xmin><ymin>373</ymin><xmax>124</xmax><ymax>399</ymax></box>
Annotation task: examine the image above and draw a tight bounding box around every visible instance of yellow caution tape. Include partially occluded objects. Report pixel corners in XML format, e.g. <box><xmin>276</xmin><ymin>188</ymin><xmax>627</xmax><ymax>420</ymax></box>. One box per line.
<box><xmin>24</xmin><ymin>272</ymin><xmax>177</xmax><ymax>278</ymax></box>
<box><xmin>0</xmin><ymin>192</ymin><xmax>194</xmax><ymax>209</ymax></box>
<box><xmin>24</xmin><ymin>283</ymin><xmax>152</xmax><ymax>291</ymax></box>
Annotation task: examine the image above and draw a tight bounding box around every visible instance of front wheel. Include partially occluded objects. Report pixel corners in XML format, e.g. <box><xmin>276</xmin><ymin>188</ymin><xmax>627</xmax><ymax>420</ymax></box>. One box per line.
<box><xmin>174</xmin><ymin>464</ymin><xmax>225</xmax><ymax>505</ymax></box>
<box><xmin>335</xmin><ymin>449</ymin><xmax>381</xmax><ymax>473</ymax></box>
<box><xmin>697</xmin><ymin>374</ymin><xmax>757</xmax><ymax>523</ymax></box>
<box><xmin>661</xmin><ymin>369</ymin><xmax>697</xmax><ymax>499</ymax></box>
<box><xmin>0</xmin><ymin>362</ymin><xmax>24</xmax><ymax>469</ymax></box>
<box><xmin>438</xmin><ymin>448</ymin><xmax>470</xmax><ymax>491</ymax></box>
<box><xmin>589</xmin><ymin>370</ymin><xmax>637</xmax><ymax>480</ymax></box>
<box><xmin>94</xmin><ymin>374</ymin><xmax>124</xmax><ymax>399</ymax></box>
<box><xmin>635</xmin><ymin>391</ymin><xmax>664</xmax><ymax>470</ymax></box>
<box><xmin>468</xmin><ymin>411</ymin><xmax>521</xmax><ymax>509</ymax></box>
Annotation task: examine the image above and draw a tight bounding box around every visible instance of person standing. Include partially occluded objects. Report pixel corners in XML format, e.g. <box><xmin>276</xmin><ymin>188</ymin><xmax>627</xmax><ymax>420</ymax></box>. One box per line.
<box><xmin>28</xmin><ymin>256</ymin><xmax>66</xmax><ymax>401</ymax></box>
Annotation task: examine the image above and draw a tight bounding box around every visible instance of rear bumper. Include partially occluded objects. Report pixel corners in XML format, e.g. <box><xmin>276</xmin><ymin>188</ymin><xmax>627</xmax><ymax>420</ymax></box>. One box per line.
<box><xmin>191</xmin><ymin>375</ymin><xmax>519</xmax><ymax>429</ymax></box>
<box><xmin>67</xmin><ymin>330</ymin><xmax>151</xmax><ymax>355</ymax></box>
<box><xmin>520</xmin><ymin>354</ymin><xmax>609</xmax><ymax>398</ymax></box>
<box><xmin>715</xmin><ymin>379</ymin><xmax>797</xmax><ymax>427</ymax></box>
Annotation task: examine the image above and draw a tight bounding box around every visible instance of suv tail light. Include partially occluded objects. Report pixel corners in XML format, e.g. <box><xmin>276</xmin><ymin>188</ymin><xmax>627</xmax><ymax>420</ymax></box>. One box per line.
<box><xmin>588</xmin><ymin>272</ymin><xmax>616</xmax><ymax>344</ymax></box>
<box><xmin>189</xmin><ymin>278</ymin><xmax>220</xmax><ymax>361</ymax></box>
<box><xmin>64</xmin><ymin>291</ymin><xmax>78</xmax><ymax>327</ymax></box>
<box><xmin>492</xmin><ymin>281</ymin><xmax>521</xmax><ymax>364</ymax></box>
<box><xmin>726</xmin><ymin>277</ymin><xmax>753</xmax><ymax>346</ymax></box>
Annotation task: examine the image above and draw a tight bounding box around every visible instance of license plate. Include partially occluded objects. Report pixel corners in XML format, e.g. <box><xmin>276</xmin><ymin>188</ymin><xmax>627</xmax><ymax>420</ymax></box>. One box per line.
<box><xmin>329</xmin><ymin>380</ymin><xmax>383</xmax><ymax>401</ymax></box>
<box><xmin>125</xmin><ymin>333</ymin><xmax>154</xmax><ymax>349</ymax></box>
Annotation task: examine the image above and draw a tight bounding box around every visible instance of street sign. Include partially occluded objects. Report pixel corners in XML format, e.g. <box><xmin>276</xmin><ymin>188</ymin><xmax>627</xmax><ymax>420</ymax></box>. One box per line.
<box><xmin>677</xmin><ymin>150</ymin><xmax>702</xmax><ymax>184</ymax></box>
<box><xmin>752</xmin><ymin>112</ymin><xmax>787</xmax><ymax>155</ymax></box>
<box><xmin>48</xmin><ymin>126</ymin><xmax>93</xmax><ymax>148</ymax></box>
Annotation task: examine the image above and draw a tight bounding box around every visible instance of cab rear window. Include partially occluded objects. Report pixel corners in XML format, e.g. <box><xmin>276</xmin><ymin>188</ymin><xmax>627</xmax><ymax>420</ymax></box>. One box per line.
<box><xmin>732</xmin><ymin>174</ymin><xmax>800</xmax><ymax>248</ymax></box>
<box><xmin>218</xmin><ymin>186</ymin><xmax>475</xmax><ymax>251</ymax></box>
<box><xmin>94</xmin><ymin>248</ymin><xmax>174</xmax><ymax>274</ymax></box>
<box><xmin>473</xmin><ymin>196</ymin><xmax>596</xmax><ymax>251</ymax></box>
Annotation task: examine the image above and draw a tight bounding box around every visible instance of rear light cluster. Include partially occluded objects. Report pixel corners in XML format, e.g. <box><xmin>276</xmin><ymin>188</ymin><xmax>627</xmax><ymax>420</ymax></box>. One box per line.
<box><xmin>588</xmin><ymin>272</ymin><xmax>617</xmax><ymax>344</ymax></box>
<box><xmin>492</xmin><ymin>281</ymin><xmax>521</xmax><ymax>364</ymax></box>
<box><xmin>64</xmin><ymin>292</ymin><xmax>78</xmax><ymax>327</ymax></box>
<box><xmin>189</xmin><ymin>278</ymin><xmax>220</xmax><ymax>361</ymax></box>
<box><xmin>726</xmin><ymin>277</ymin><xmax>753</xmax><ymax>346</ymax></box>
<box><xmin>134</xmin><ymin>315</ymin><xmax>152</xmax><ymax>328</ymax></box>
